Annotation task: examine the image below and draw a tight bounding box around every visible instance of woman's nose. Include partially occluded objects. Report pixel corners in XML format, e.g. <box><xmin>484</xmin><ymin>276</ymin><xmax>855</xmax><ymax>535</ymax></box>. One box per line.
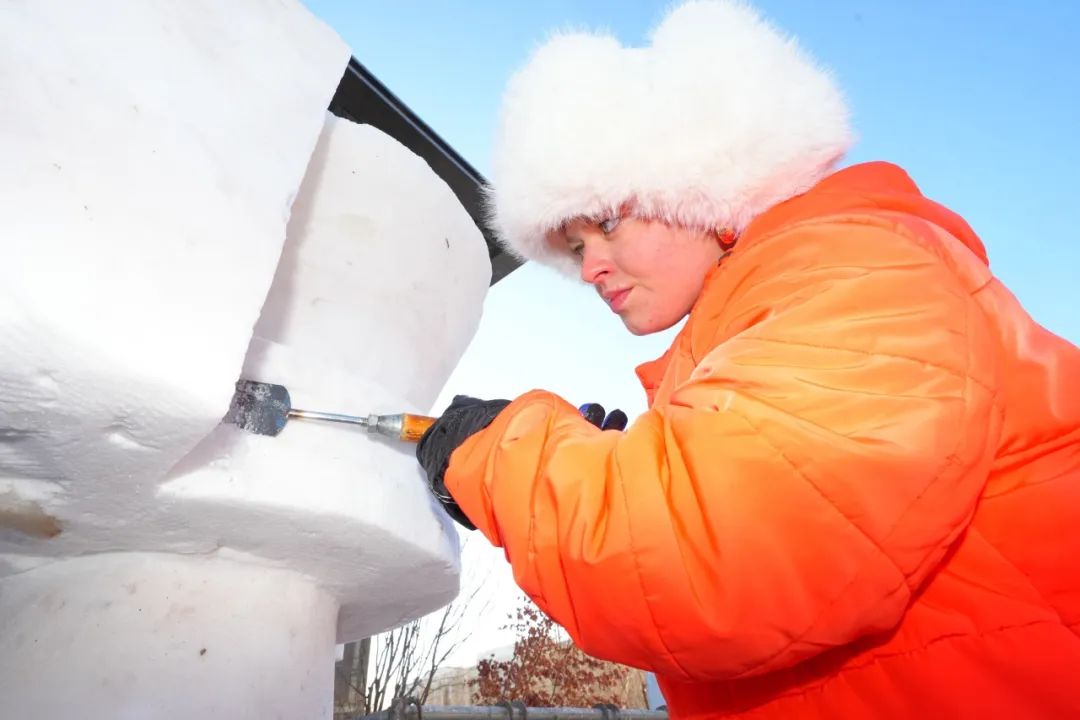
<box><xmin>579</xmin><ymin>241</ymin><xmax>612</xmax><ymax>285</ymax></box>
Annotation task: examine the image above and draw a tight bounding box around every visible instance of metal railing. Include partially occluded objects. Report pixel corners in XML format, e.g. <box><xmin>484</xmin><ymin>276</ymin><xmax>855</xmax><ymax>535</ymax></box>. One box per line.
<box><xmin>356</xmin><ymin>698</ymin><xmax>667</xmax><ymax>720</ymax></box>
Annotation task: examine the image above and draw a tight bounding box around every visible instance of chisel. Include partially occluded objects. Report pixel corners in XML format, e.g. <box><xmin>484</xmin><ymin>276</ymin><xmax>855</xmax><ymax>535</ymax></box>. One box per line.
<box><xmin>223</xmin><ymin>379</ymin><xmax>436</xmax><ymax>442</ymax></box>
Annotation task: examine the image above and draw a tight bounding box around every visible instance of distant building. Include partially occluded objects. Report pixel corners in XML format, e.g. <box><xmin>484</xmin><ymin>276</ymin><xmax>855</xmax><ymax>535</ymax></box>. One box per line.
<box><xmin>426</xmin><ymin>666</ymin><xmax>478</xmax><ymax>706</ymax></box>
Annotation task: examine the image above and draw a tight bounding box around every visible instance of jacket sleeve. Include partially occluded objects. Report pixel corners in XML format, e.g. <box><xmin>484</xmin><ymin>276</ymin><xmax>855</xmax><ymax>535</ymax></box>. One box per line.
<box><xmin>444</xmin><ymin>217</ymin><xmax>1000</xmax><ymax>682</ymax></box>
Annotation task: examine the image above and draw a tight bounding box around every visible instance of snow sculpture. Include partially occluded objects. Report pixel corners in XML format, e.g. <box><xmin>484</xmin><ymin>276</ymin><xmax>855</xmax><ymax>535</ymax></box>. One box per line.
<box><xmin>0</xmin><ymin>2</ymin><xmax>490</xmax><ymax>718</ymax></box>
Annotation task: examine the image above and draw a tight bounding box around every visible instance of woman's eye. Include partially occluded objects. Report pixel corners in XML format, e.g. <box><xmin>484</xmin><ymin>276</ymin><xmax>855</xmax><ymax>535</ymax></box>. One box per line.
<box><xmin>599</xmin><ymin>217</ymin><xmax>621</xmax><ymax>234</ymax></box>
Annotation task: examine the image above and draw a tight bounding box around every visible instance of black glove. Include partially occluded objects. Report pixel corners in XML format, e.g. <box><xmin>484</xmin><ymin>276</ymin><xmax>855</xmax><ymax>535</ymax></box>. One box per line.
<box><xmin>417</xmin><ymin>395</ymin><xmax>510</xmax><ymax>530</ymax></box>
<box><xmin>578</xmin><ymin>402</ymin><xmax>629</xmax><ymax>431</ymax></box>
<box><xmin>417</xmin><ymin>396</ymin><xmax>628</xmax><ymax>531</ymax></box>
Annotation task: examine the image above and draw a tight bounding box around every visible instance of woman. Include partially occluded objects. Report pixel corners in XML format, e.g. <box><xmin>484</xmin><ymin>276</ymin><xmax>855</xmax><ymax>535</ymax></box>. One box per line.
<box><xmin>417</xmin><ymin>2</ymin><xmax>1080</xmax><ymax>717</ymax></box>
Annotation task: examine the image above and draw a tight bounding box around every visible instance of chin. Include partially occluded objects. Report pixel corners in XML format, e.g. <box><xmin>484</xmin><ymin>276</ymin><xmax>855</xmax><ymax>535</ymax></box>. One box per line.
<box><xmin>622</xmin><ymin>314</ymin><xmax>677</xmax><ymax>336</ymax></box>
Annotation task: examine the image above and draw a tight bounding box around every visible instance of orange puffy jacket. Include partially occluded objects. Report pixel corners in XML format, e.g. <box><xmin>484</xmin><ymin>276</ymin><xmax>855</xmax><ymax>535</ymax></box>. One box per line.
<box><xmin>447</xmin><ymin>162</ymin><xmax>1080</xmax><ymax>718</ymax></box>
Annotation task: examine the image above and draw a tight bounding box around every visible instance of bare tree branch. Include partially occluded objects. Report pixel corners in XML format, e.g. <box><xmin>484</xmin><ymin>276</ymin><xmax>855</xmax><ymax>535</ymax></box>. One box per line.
<box><xmin>335</xmin><ymin>536</ymin><xmax>496</xmax><ymax>716</ymax></box>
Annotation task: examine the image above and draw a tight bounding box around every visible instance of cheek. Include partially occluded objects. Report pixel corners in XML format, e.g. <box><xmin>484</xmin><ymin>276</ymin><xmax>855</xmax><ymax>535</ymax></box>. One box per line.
<box><xmin>612</xmin><ymin>235</ymin><xmax>669</xmax><ymax>278</ymax></box>
<box><xmin>643</xmin><ymin>246</ymin><xmax>714</xmax><ymax>314</ymax></box>
<box><xmin>629</xmin><ymin>247</ymin><xmax>691</xmax><ymax>295</ymax></box>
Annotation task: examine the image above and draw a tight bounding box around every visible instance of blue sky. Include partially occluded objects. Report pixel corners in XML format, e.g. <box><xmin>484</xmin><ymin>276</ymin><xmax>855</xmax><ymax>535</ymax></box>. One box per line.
<box><xmin>303</xmin><ymin>0</ymin><xmax>1079</xmax><ymax>661</ymax></box>
<box><xmin>303</xmin><ymin>1</ymin><xmax>1080</xmax><ymax>397</ymax></box>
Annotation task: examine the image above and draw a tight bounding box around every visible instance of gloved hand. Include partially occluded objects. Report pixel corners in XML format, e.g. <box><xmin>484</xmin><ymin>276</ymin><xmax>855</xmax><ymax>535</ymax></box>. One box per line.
<box><xmin>577</xmin><ymin>402</ymin><xmax>629</xmax><ymax>432</ymax></box>
<box><xmin>417</xmin><ymin>396</ymin><xmax>629</xmax><ymax>530</ymax></box>
<box><xmin>417</xmin><ymin>395</ymin><xmax>511</xmax><ymax>531</ymax></box>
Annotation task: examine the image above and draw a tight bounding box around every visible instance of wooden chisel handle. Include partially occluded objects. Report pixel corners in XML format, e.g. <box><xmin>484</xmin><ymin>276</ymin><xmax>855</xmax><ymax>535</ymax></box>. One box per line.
<box><xmin>400</xmin><ymin>414</ymin><xmax>437</xmax><ymax>443</ymax></box>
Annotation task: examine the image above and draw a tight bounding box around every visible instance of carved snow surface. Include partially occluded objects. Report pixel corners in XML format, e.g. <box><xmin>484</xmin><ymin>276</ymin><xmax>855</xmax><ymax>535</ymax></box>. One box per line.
<box><xmin>0</xmin><ymin>0</ymin><xmax>350</xmax><ymax>552</ymax></box>
<box><xmin>1</xmin><ymin>0</ymin><xmax>489</xmax><ymax>641</ymax></box>
<box><xmin>162</xmin><ymin>115</ymin><xmax>491</xmax><ymax>638</ymax></box>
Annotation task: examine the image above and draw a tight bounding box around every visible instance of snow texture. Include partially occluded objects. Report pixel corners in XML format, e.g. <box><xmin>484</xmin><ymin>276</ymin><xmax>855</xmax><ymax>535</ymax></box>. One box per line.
<box><xmin>0</xmin><ymin>0</ymin><xmax>489</xmax><ymax>646</ymax></box>
<box><xmin>0</xmin><ymin>0</ymin><xmax>349</xmax><ymax>534</ymax></box>
<box><xmin>0</xmin><ymin>552</ymin><xmax>340</xmax><ymax>720</ymax></box>
<box><xmin>162</xmin><ymin>114</ymin><xmax>492</xmax><ymax>639</ymax></box>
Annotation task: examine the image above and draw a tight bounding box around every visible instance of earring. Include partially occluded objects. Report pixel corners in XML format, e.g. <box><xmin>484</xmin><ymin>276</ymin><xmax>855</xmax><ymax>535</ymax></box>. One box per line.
<box><xmin>715</xmin><ymin>227</ymin><xmax>737</xmax><ymax>251</ymax></box>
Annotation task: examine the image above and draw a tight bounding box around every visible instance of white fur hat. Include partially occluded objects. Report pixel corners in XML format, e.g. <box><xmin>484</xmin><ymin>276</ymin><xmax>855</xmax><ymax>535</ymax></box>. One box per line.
<box><xmin>485</xmin><ymin>0</ymin><xmax>853</xmax><ymax>276</ymax></box>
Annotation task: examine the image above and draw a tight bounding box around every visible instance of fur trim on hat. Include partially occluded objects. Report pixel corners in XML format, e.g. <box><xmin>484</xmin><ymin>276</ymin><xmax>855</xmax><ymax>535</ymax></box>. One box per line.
<box><xmin>485</xmin><ymin>0</ymin><xmax>853</xmax><ymax>276</ymax></box>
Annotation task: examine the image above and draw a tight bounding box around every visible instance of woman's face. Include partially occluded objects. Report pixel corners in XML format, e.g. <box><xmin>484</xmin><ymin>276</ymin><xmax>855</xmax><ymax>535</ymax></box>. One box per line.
<box><xmin>553</xmin><ymin>214</ymin><xmax>724</xmax><ymax>335</ymax></box>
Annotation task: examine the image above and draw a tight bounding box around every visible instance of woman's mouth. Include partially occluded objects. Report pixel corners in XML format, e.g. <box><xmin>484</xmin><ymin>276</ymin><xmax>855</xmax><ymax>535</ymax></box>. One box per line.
<box><xmin>605</xmin><ymin>287</ymin><xmax>631</xmax><ymax>313</ymax></box>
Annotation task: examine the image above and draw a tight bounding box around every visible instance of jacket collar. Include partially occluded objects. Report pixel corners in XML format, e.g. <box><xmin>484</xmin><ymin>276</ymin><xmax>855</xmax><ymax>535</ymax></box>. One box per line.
<box><xmin>634</xmin><ymin>161</ymin><xmax>988</xmax><ymax>401</ymax></box>
<box><xmin>633</xmin><ymin>262</ymin><xmax>725</xmax><ymax>402</ymax></box>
